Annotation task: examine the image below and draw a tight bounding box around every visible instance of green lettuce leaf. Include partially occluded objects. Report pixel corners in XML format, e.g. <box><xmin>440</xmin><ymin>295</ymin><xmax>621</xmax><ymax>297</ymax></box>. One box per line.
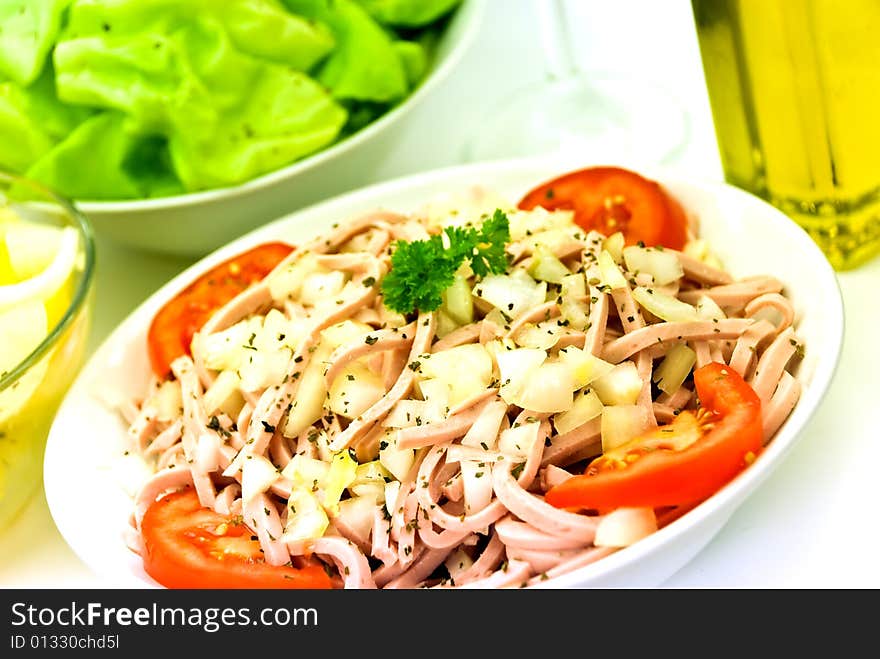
<box><xmin>283</xmin><ymin>0</ymin><xmax>409</xmax><ymax>102</ymax></box>
<box><xmin>0</xmin><ymin>66</ymin><xmax>91</xmax><ymax>173</ymax></box>
<box><xmin>221</xmin><ymin>0</ymin><xmax>336</xmax><ymax>70</ymax></box>
<box><xmin>52</xmin><ymin>0</ymin><xmax>347</xmax><ymax>192</ymax></box>
<box><xmin>0</xmin><ymin>0</ymin><xmax>73</xmax><ymax>85</ymax></box>
<box><xmin>393</xmin><ymin>40</ymin><xmax>427</xmax><ymax>88</ymax></box>
<box><xmin>168</xmin><ymin>67</ymin><xmax>347</xmax><ymax>191</ymax></box>
<box><xmin>353</xmin><ymin>0</ymin><xmax>461</xmax><ymax>27</ymax></box>
<box><xmin>26</xmin><ymin>112</ymin><xmax>150</xmax><ymax>200</ymax></box>
<box><xmin>0</xmin><ymin>0</ymin><xmax>453</xmax><ymax>200</ymax></box>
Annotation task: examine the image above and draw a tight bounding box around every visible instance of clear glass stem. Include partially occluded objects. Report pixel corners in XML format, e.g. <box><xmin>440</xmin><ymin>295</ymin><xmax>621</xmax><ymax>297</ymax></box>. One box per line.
<box><xmin>536</xmin><ymin>0</ymin><xmax>578</xmax><ymax>81</ymax></box>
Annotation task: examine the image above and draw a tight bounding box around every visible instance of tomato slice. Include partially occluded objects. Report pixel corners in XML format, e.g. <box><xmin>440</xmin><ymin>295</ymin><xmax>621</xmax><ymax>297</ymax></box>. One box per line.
<box><xmin>147</xmin><ymin>242</ymin><xmax>293</xmax><ymax>378</ymax></box>
<box><xmin>517</xmin><ymin>166</ymin><xmax>688</xmax><ymax>249</ymax></box>
<box><xmin>545</xmin><ymin>362</ymin><xmax>762</xmax><ymax>510</ymax></box>
<box><xmin>140</xmin><ymin>489</ymin><xmax>332</xmax><ymax>589</ymax></box>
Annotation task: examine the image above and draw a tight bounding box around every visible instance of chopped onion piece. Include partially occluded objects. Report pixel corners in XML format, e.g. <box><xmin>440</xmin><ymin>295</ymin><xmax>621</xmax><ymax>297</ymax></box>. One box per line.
<box><xmin>632</xmin><ymin>286</ymin><xmax>699</xmax><ymax>322</ymax></box>
<box><xmin>384</xmin><ymin>400</ymin><xmax>427</xmax><ymax>429</ymax></box>
<box><xmin>267</xmin><ymin>253</ymin><xmax>319</xmax><ymax>301</ymax></box>
<box><xmin>281</xmin><ymin>488</ymin><xmax>329</xmax><ymax>544</ymax></box>
<box><xmin>514</xmin><ymin>320</ymin><xmax>564</xmax><ymax>351</ymax></box>
<box><xmin>199</xmin><ymin>318</ymin><xmax>256</xmax><ymax>372</ymax></box>
<box><xmin>281</xmin><ymin>454</ymin><xmax>330</xmax><ymax>486</ymax></box>
<box><xmin>353</xmin><ymin>460</ymin><xmax>393</xmax><ymax>486</ymax></box>
<box><xmin>323</xmin><ymin>450</ymin><xmax>358</xmax><ymax>516</ymax></box>
<box><xmin>380</xmin><ymin>437</ymin><xmax>415</xmax><ymax>482</ymax></box>
<box><xmin>695</xmin><ymin>294</ymin><xmax>726</xmax><ymax>320</ymax></box>
<box><xmin>460</xmin><ymin>460</ymin><xmax>493</xmax><ymax>513</ymax></box>
<box><xmin>623</xmin><ymin>245</ymin><xmax>684</xmax><ymax>286</ymax></box>
<box><xmin>350</xmin><ymin>481</ymin><xmax>385</xmax><ymax>503</ymax></box>
<box><xmin>598</xmin><ymin>250</ymin><xmax>628</xmax><ymax>290</ymax></box>
<box><xmin>496</xmin><ymin>347</ymin><xmax>546</xmax><ymax>407</ymax></box>
<box><xmin>300</xmin><ymin>270</ymin><xmax>346</xmax><ymax>306</ymax></box>
<box><xmin>498</xmin><ymin>422</ymin><xmax>541</xmax><ymax>460</ymax></box>
<box><xmin>442</xmin><ymin>271</ymin><xmax>474</xmax><ymax>325</ymax></box>
<box><xmin>553</xmin><ymin>389</ymin><xmax>603</xmax><ymax>435</ymax></box>
<box><xmin>516</xmin><ymin>361</ymin><xmax>574</xmax><ymax>413</ymax></box>
<box><xmin>204</xmin><ymin>371</ymin><xmax>244</xmax><ymax>419</ymax></box>
<box><xmin>591</xmin><ymin>361</ymin><xmax>643</xmax><ymax>406</ymax></box>
<box><xmin>335</xmin><ymin>495</ymin><xmax>379</xmax><ymax>540</ymax></box>
<box><xmin>601</xmin><ymin>405</ymin><xmax>653</xmax><ymax>452</ymax></box>
<box><xmin>603</xmin><ymin>231</ymin><xmax>626</xmax><ymax>263</ymax></box>
<box><xmin>418</xmin><ymin>378</ymin><xmax>451</xmax><ymax>423</ymax></box>
<box><xmin>384</xmin><ymin>481</ymin><xmax>402</xmax><ymax>516</ymax></box>
<box><xmin>653</xmin><ymin>344</ymin><xmax>697</xmax><ymax>395</ymax></box>
<box><xmin>558</xmin><ymin>346</ymin><xmax>615</xmax><ymax>389</ymax></box>
<box><xmin>594</xmin><ymin>507</ymin><xmax>658</xmax><ymax>547</ymax></box>
<box><xmin>683</xmin><ymin>238</ymin><xmax>724</xmax><ymax>270</ymax></box>
<box><xmin>283</xmin><ymin>342</ymin><xmax>331</xmax><ymax>438</ymax></box>
<box><xmin>560</xmin><ymin>274</ymin><xmax>589</xmax><ymax>330</ymax></box>
<box><xmin>149</xmin><ymin>380</ymin><xmax>183</xmax><ymax>422</ymax></box>
<box><xmin>527</xmin><ymin>245</ymin><xmax>570</xmax><ymax>283</ymax></box>
<box><xmin>328</xmin><ymin>362</ymin><xmax>385</xmax><ymax>420</ymax></box>
<box><xmin>418</xmin><ymin>343</ymin><xmax>493</xmax><ymax>406</ymax></box>
<box><xmin>241</xmin><ymin>455</ymin><xmax>280</xmax><ymax>504</ymax></box>
<box><xmin>473</xmin><ymin>269</ymin><xmax>547</xmax><ymax>318</ymax></box>
<box><xmin>320</xmin><ymin>320</ymin><xmax>374</xmax><ymax>349</ymax></box>
<box><xmin>444</xmin><ymin>547</ymin><xmax>476</xmax><ymax>581</ymax></box>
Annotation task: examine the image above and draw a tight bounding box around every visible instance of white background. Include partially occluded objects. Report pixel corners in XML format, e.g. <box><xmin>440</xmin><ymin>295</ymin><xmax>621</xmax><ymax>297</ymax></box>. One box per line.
<box><xmin>1</xmin><ymin>0</ymin><xmax>877</xmax><ymax>588</ymax></box>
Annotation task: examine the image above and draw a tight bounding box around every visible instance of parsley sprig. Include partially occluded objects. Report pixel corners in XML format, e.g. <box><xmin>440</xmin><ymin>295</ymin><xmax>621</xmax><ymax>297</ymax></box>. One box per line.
<box><xmin>381</xmin><ymin>209</ymin><xmax>511</xmax><ymax>315</ymax></box>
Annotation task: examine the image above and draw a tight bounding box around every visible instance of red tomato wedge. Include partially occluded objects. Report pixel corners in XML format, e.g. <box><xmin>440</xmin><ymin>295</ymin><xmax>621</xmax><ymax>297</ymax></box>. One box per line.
<box><xmin>140</xmin><ymin>489</ymin><xmax>332</xmax><ymax>589</ymax></box>
<box><xmin>517</xmin><ymin>166</ymin><xmax>688</xmax><ymax>249</ymax></box>
<box><xmin>147</xmin><ymin>242</ymin><xmax>293</xmax><ymax>378</ymax></box>
<box><xmin>545</xmin><ymin>362</ymin><xmax>762</xmax><ymax>511</ymax></box>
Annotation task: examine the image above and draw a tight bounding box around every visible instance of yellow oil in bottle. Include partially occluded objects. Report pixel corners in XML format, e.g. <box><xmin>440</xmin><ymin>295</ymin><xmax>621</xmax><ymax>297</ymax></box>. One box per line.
<box><xmin>692</xmin><ymin>0</ymin><xmax>880</xmax><ymax>270</ymax></box>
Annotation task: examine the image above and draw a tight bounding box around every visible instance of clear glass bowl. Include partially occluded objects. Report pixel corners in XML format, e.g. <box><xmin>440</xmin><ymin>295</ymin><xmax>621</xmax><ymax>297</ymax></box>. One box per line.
<box><xmin>0</xmin><ymin>171</ymin><xmax>95</xmax><ymax>532</ymax></box>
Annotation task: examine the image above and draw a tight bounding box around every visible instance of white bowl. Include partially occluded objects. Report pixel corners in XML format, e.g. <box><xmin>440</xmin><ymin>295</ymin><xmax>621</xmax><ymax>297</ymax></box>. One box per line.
<box><xmin>44</xmin><ymin>156</ymin><xmax>844</xmax><ymax>588</ymax></box>
<box><xmin>76</xmin><ymin>0</ymin><xmax>486</xmax><ymax>258</ymax></box>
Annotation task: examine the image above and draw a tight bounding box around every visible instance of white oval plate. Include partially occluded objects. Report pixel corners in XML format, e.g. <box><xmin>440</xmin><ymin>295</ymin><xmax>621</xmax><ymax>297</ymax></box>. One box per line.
<box><xmin>44</xmin><ymin>156</ymin><xmax>844</xmax><ymax>588</ymax></box>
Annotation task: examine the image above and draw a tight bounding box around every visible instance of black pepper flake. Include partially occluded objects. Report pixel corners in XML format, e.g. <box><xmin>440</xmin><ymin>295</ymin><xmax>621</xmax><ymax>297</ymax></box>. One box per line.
<box><xmin>261</xmin><ymin>421</ymin><xmax>276</xmax><ymax>434</ymax></box>
<box><xmin>362</xmin><ymin>276</ymin><xmax>376</xmax><ymax>288</ymax></box>
<box><xmin>365</xmin><ymin>335</ymin><xmax>378</xmax><ymax>345</ymax></box>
